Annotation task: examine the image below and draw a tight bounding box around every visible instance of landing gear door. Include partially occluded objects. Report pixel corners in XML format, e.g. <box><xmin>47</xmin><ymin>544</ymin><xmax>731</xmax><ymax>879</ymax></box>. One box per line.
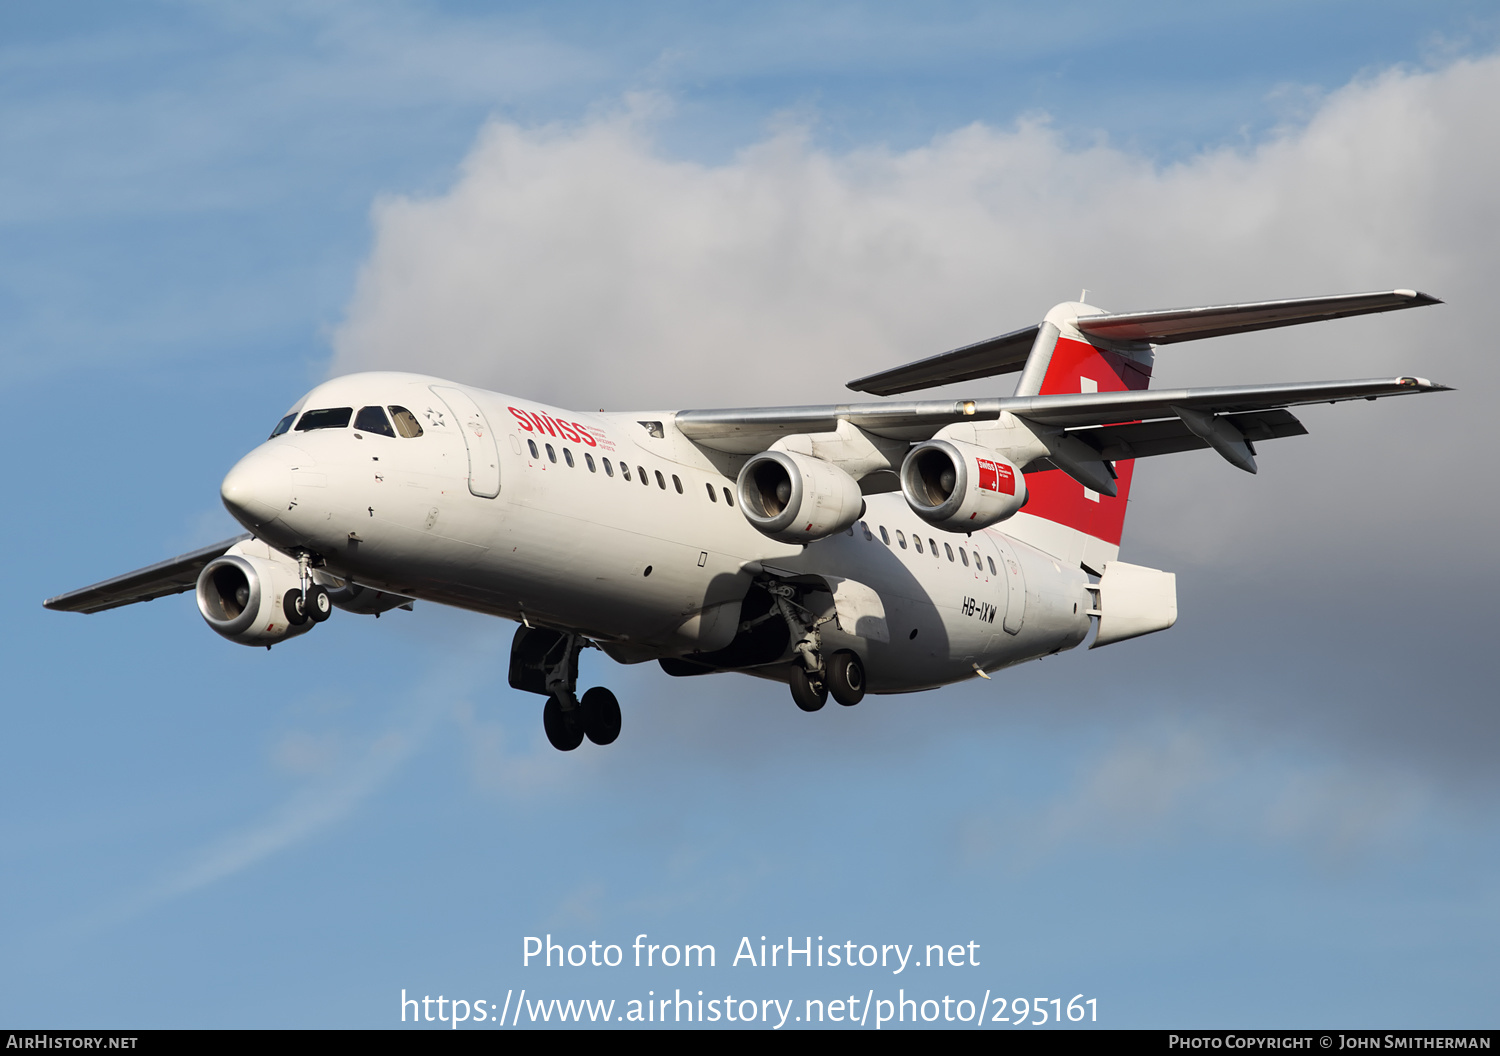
<box><xmin>991</xmin><ymin>537</ymin><xmax>1027</xmax><ymax>635</ymax></box>
<box><xmin>431</xmin><ymin>385</ymin><xmax>501</xmax><ymax>499</ymax></box>
<box><xmin>825</xmin><ymin>576</ymin><xmax>889</xmax><ymax>643</ymax></box>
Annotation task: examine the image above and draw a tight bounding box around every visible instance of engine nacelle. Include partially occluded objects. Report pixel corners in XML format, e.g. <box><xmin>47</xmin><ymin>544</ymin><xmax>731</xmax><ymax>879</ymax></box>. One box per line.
<box><xmin>196</xmin><ymin>542</ymin><xmax>315</xmax><ymax>647</ymax></box>
<box><xmin>737</xmin><ymin>450</ymin><xmax>864</xmax><ymax>544</ymax></box>
<box><xmin>316</xmin><ymin>573</ymin><xmax>414</xmax><ymax>616</ymax></box>
<box><xmin>900</xmin><ymin>439</ymin><xmax>1027</xmax><ymax>532</ymax></box>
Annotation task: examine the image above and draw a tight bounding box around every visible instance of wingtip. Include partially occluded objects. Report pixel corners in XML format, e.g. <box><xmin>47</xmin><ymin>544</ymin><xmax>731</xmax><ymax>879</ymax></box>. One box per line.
<box><xmin>1394</xmin><ymin>289</ymin><xmax>1443</xmax><ymax>306</ymax></box>
<box><xmin>1399</xmin><ymin>376</ymin><xmax>1454</xmax><ymax>392</ymax></box>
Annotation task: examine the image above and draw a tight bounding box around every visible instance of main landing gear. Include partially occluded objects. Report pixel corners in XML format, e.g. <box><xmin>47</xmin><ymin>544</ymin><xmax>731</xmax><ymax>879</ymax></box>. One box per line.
<box><xmin>750</xmin><ymin>581</ymin><xmax>867</xmax><ymax>713</ymax></box>
<box><xmin>510</xmin><ymin>625</ymin><xmax>621</xmax><ymax>752</ymax></box>
<box><xmin>789</xmin><ymin>649</ymin><xmax>865</xmax><ymax>711</ymax></box>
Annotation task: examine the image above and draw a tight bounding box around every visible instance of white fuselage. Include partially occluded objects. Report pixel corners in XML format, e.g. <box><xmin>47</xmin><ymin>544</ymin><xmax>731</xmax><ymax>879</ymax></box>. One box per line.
<box><xmin>221</xmin><ymin>372</ymin><xmax>1094</xmax><ymax>692</ymax></box>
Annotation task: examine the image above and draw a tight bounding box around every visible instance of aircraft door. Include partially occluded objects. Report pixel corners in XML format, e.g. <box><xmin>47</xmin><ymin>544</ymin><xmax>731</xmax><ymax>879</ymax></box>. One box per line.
<box><xmin>989</xmin><ymin>536</ymin><xmax>1027</xmax><ymax>635</ymax></box>
<box><xmin>431</xmin><ymin>385</ymin><xmax>501</xmax><ymax>499</ymax></box>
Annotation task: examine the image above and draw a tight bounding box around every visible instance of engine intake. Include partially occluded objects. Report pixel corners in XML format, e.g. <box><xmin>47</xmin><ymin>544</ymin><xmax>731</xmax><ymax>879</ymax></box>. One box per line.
<box><xmin>737</xmin><ymin>450</ymin><xmax>863</xmax><ymax>544</ymax></box>
<box><xmin>196</xmin><ymin>544</ymin><xmax>315</xmax><ymax>647</ymax></box>
<box><xmin>900</xmin><ymin>439</ymin><xmax>1026</xmax><ymax>531</ymax></box>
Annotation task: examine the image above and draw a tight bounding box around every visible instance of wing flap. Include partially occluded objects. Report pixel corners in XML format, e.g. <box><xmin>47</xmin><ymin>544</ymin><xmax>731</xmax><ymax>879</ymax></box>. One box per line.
<box><xmin>43</xmin><ymin>534</ymin><xmax>251</xmax><ymax>614</ymax></box>
<box><xmin>1049</xmin><ymin>408</ymin><xmax>1307</xmax><ymax>464</ymax></box>
<box><xmin>1075</xmin><ymin>289</ymin><xmax>1440</xmax><ymax>344</ymax></box>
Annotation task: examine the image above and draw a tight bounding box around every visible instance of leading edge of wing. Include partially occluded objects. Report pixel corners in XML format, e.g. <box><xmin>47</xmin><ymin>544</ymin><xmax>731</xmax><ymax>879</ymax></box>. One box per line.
<box><xmin>1003</xmin><ymin>375</ymin><xmax>1449</xmax><ymax>427</ymax></box>
<box><xmin>44</xmin><ymin>534</ymin><xmax>251</xmax><ymax>614</ymax></box>
<box><xmin>676</xmin><ymin>376</ymin><xmax>1450</xmax><ymax>453</ymax></box>
<box><xmin>1075</xmin><ymin>289</ymin><xmax>1441</xmax><ymax>344</ymax></box>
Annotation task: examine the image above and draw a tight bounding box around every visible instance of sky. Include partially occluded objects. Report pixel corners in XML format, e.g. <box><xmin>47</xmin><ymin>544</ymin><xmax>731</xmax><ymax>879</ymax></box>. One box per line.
<box><xmin>4</xmin><ymin>0</ymin><xmax>1499</xmax><ymax>1030</ymax></box>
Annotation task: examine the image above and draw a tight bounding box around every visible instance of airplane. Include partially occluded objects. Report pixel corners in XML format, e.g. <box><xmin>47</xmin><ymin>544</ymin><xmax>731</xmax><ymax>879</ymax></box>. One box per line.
<box><xmin>45</xmin><ymin>289</ymin><xmax>1449</xmax><ymax>751</ymax></box>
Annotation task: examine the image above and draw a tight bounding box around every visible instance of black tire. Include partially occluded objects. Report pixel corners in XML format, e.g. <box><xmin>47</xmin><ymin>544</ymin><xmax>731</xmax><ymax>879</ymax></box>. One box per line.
<box><xmin>282</xmin><ymin>589</ymin><xmax>309</xmax><ymax>626</ymax></box>
<box><xmin>790</xmin><ymin>666</ymin><xmax>827</xmax><ymax>712</ymax></box>
<box><xmin>827</xmin><ymin>650</ymin><xmax>866</xmax><ymax>707</ymax></box>
<box><xmin>307</xmin><ymin>585</ymin><xmax>333</xmax><ymax>623</ymax></box>
<box><xmin>543</xmin><ymin>696</ymin><xmax>584</xmax><ymax>752</ymax></box>
<box><xmin>581</xmin><ymin>686</ymin><xmax>622</xmax><ymax>746</ymax></box>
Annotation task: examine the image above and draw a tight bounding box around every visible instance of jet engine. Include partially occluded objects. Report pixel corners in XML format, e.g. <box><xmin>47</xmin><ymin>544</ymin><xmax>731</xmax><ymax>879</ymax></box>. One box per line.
<box><xmin>900</xmin><ymin>439</ymin><xmax>1027</xmax><ymax>532</ymax></box>
<box><xmin>737</xmin><ymin>450</ymin><xmax>864</xmax><ymax>544</ymax></box>
<box><xmin>317</xmin><ymin>574</ymin><xmax>414</xmax><ymax>616</ymax></box>
<box><xmin>196</xmin><ymin>543</ymin><xmax>317</xmax><ymax>647</ymax></box>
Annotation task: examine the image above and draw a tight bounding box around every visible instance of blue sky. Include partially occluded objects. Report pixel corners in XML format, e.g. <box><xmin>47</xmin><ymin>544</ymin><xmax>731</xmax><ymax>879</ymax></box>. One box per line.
<box><xmin>5</xmin><ymin>1</ymin><xmax>1498</xmax><ymax>1029</ymax></box>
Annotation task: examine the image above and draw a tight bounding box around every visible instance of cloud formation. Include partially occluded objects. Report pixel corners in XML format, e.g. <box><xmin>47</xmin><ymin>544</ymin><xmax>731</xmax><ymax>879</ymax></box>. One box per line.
<box><xmin>332</xmin><ymin>57</ymin><xmax>1497</xmax><ymax>573</ymax></box>
<box><xmin>334</xmin><ymin>58</ymin><xmax>1496</xmax><ymax>397</ymax></box>
<box><xmin>328</xmin><ymin>55</ymin><xmax>1500</xmax><ymax>795</ymax></box>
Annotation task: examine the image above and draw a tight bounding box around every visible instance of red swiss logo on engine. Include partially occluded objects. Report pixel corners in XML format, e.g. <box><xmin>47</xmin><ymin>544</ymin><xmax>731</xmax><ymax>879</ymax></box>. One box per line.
<box><xmin>976</xmin><ymin>458</ymin><xmax>1015</xmax><ymax>495</ymax></box>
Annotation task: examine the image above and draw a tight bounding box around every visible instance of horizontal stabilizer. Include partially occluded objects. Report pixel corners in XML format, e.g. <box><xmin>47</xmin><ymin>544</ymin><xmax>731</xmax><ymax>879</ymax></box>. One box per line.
<box><xmin>845</xmin><ymin>289</ymin><xmax>1438</xmax><ymax>395</ymax></box>
<box><xmin>43</xmin><ymin>534</ymin><xmax>250</xmax><ymax>614</ymax></box>
<box><xmin>846</xmin><ymin>325</ymin><xmax>1039</xmax><ymax>396</ymax></box>
<box><xmin>1075</xmin><ymin>289</ymin><xmax>1439</xmax><ymax>344</ymax></box>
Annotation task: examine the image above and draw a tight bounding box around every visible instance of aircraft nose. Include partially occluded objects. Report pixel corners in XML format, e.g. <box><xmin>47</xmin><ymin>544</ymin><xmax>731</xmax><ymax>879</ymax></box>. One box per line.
<box><xmin>220</xmin><ymin>445</ymin><xmax>308</xmax><ymax>531</ymax></box>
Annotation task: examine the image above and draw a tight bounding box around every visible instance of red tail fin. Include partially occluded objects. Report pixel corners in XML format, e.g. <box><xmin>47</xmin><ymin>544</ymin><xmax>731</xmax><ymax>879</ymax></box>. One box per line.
<box><xmin>1021</xmin><ymin>313</ymin><xmax>1153</xmax><ymax>548</ymax></box>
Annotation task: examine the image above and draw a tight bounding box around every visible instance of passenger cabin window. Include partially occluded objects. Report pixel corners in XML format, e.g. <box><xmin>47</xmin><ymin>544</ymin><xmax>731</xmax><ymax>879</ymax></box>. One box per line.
<box><xmin>723</xmin><ymin>487</ymin><xmax>733</xmax><ymax>506</ymax></box>
<box><xmin>706</xmin><ymin>483</ymin><xmax>717</xmax><ymax>502</ymax></box>
<box><xmin>546</xmin><ymin>444</ymin><xmax>557</xmax><ymax>463</ymax></box>
<box><xmin>960</xmin><ymin>549</ymin><xmax>969</xmax><ymax>567</ymax></box>
<box><xmin>896</xmin><ymin>530</ymin><xmax>907</xmax><ymax>549</ymax></box>
<box><xmin>354</xmin><ymin>406</ymin><xmax>396</xmax><ymax>437</ymax></box>
<box><xmin>296</xmin><ymin>407</ymin><xmax>352</xmax><ymax>431</ymax></box>
<box><xmin>655</xmin><ymin>470</ymin><xmax>666</xmax><ymax>490</ymax></box>
<box><xmin>528</xmin><ymin>439</ymin><xmax>539</xmax><ymax>459</ymax></box>
<box><xmin>987</xmin><ymin>556</ymin><xmax>997</xmax><ymax>575</ymax></box>
<box><xmin>879</xmin><ymin>526</ymin><xmax>890</xmax><ymax>544</ymax></box>
<box><xmin>621</xmin><ymin>464</ymin><xmax>631</xmax><ymax>481</ymax></box>
<box><xmin>564</xmin><ymin>448</ymin><xmax>575</xmax><ymax>468</ymax></box>
<box><xmin>269</xmin><ymin>413</ymin><xmax>296</xmax><ymax>439</ymax></box>
<box><xmin>638</xmin><ymin>466</ymin><xmax>648</xmax><ymax>486</ymax></box>
<box><xmin>585</xmin><ymin>453</ymin><xmax>596</xmax><ymax>472</ymax></box>
<box><xmin>672</xmin><ymin>474</ymin><xmax>683</xmax><ymax>494</ymax></box>
<box><xmin>914</xmin><ymin>537</ymin><xmax>924</xmax><ymax>554</ymax></box>
<box><xmin>604</xmin><ymin>458</ymin><xmax>615</xmax><ymax>477</ymax></box>
<box><xmin>388</xmin><ymin>406</ymin><xmax>423</xmax><ymax>438</ymax></box>
<box><xmin>944</xmin><ymin>543</ymin><xmax>954</xmax><ymax>561</ymax></box>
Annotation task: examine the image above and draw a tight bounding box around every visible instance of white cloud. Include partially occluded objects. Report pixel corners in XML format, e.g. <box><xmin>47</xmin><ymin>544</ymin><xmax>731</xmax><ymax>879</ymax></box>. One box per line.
<box><xmin>957</xmin><ymin>724</ymin><xmax>1437</xmax><ymax>869</ymax></box>
<box><xmin>331</xmin><ymin>56</ymin><xmax>1499</xmax><ymax>570</ymax></box>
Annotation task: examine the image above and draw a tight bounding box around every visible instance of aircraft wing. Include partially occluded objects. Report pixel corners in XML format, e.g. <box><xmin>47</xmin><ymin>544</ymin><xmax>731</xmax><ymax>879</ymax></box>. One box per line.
<box><xmin>676</xmin><ymin>376</ymin><xmax>1448</xmax><ymax>455</ymax></box>
<box><xmin>43</xmin><ymin>535</ymin><xmax>251</xmax><ymax>614</ymax></box>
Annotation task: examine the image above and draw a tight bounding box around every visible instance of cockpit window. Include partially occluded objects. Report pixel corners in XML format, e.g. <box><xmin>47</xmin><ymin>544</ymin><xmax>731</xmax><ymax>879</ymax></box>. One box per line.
<box><xmin>388</xmin><ymin>406</ymin><xmax>423</xmax><ymax>438</ymax></box>
<box><xmin>354</xmin><ymin>406</ymin><xmax>396</xmax><ymax>437</ymax></box>
<box><xmin>269</xmin><ymin>413</ymin><xmax>296</xmax><ymax>439</ymax></box>
<box><xmin>295</xmin><ymin>407</ymin><xmax>353</xmax><ymax>431</ymax></box>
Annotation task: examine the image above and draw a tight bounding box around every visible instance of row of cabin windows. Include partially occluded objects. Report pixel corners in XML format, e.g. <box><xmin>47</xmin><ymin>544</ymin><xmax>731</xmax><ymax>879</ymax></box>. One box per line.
<box><xmin>524</xmin><ymin>437</ymin><xmax>737</xmax><ymax>507</ymax></box>
<box><xmin>270</xmin><ymin>405</ymin><xmax>423</xmax><ymax>440</ymax></box>
<box><xmin>856</xmin><ymin>520</ymin><xmax>998</xmax><ymax>576</ymax></box>
<box><xmin>520</xmin><ymin>438</ymin><xmax>995</xmax><ymax>568</ymax></box>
